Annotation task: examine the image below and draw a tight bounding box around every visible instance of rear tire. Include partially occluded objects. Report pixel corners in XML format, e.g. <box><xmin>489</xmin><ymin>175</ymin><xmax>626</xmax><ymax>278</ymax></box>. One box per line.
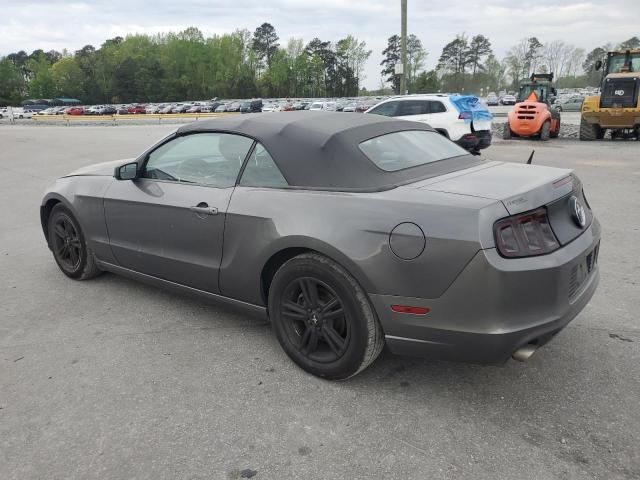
<box><xmin>579</xmin><ymin>118</ymin><xmax>599</xmax><ymax>141</ymax></box>
<box><xmin>268</xmin><ymin>253</ymin><xmax>384</xmax><ymax>380</ymax></box>
<box><xmin>540</xmin><ymin>121</ymin><xmax>551</xmax><ymax>141</ymax></box>
<box><xmin>47</xmin><ymin>204</ymin><xmax>102</xmax><ymax>280</ymax></box>
<box><xmin>502</xmin><ymin>123</ymin><xmax>512</xmax><ymax>140</ymax></box>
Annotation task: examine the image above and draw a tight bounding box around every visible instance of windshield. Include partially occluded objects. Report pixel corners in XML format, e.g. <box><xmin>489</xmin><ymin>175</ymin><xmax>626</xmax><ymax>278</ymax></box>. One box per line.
<box><xmin>517</xmin><ymin>84</ymin><xmax>550</xmax><ymax>102</ymax></box>
<box><xmin>359</xmin><ymin>130</ymin><xmax>468</xmax><ymax>172</ymax></box>
<box><xmin>607</xmin><ymin>53</ymin><xmax>640</xmax><ymax>73</ymax></box>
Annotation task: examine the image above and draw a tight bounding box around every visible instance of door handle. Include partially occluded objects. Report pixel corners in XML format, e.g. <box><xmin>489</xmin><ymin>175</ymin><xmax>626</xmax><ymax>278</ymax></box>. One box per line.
<box><xmin>190</xmin><ymin>204</ymin><xmax>218</xmax><ymax>216</ymax></box>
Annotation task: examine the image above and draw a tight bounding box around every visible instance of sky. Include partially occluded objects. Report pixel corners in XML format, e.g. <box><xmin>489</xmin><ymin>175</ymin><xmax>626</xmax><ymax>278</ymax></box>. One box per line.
<box><xmin>1</xmin><ymin>0</ymin><xmax>639</xmax><ymax>89</ymax></box>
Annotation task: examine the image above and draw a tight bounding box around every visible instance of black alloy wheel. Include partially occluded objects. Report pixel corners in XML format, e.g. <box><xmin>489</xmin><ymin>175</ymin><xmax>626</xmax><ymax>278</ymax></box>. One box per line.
<box><xmin>51</xmin><ymin>214</ymin><xmax>83</xmax><ymax>272</ymax></box>
<box><xmin>268</xmin><ymin>253</ymin><xmax>384</xmax><ymax>380</ymax></box>
<box><xmin>280</xmin><ymin>277</ymin><xmax>351</xmax><ymax>363</ymax></box>
<box><xmin>47</xmin><ymin>204</ymin><xmax>102</xmax><ymax>280</ymax></box>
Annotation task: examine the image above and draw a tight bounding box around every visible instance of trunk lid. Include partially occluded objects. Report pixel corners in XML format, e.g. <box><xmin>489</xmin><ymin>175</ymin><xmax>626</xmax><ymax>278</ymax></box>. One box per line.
<box><xmin>414</xmin><ymin>161</ymin><xmax>574</xmax><ymax>214</ymax></box>
<box><xmin>411</xmin><ymin>161</ymin><xmax>592</xmax><ymax>246</ymax></box>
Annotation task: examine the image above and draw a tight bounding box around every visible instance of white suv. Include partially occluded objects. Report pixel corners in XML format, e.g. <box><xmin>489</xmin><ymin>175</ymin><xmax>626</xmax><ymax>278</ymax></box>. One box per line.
<box><xmin>364</xmin><ymin>94</ymin><xmax>492</xmax><ymax>152</ymax></box>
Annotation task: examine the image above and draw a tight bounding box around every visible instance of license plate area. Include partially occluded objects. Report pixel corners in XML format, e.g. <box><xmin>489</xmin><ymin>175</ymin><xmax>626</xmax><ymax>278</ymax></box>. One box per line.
<box><xmin>568</xmin><ymin>243</ymin><xmax>600</xmax><ymax>298</ymax></box>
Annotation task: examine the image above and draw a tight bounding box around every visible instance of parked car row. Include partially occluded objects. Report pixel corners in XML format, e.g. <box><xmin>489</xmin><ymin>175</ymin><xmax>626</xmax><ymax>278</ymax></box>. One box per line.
<box><xmin>2</xmin><ymin>94</ymin><xmax>493</xmax><ymax>153</ymax></box>
<box><xmin>0</xmin><ymin>107</ymin><xmax>37</xmax><ymax>119</ymax></box>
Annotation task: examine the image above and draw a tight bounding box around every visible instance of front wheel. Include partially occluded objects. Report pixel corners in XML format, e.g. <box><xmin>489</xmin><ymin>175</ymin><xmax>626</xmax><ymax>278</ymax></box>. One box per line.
<box><xmin>579</xmin><ymin>117</ymin><xmax>600</xmax><ymax>141</ymax></box>
<box><xmin>268</xmin><ymin>253</ymin><xmax>384</xmax><ymax>380</ymax></box>
<box><xmin>540</xmin><ymin>120</ymin><xmax>551</xmax><ymax>141</ymax></box>
<box><xmin>47</xmin><ymin>204</ymin><xmax>102</xmax><ymax>280</ymax></box>
<box><xmin>502</xmin><ymin>123</ymin><xmax>512</xmax><ymax>140</ymax></box>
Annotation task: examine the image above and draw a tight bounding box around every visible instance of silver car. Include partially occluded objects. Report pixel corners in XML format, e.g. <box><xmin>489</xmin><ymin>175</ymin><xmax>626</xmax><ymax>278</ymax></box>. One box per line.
<box><xmin>40</xmin><ymin>112</ymin><xmax>600</xmax><ymax>379</ymax></box>
<box><xmin>555</xmin><ymin>96</ymin><xmax>584</xmax><ymax>112</ymax></box>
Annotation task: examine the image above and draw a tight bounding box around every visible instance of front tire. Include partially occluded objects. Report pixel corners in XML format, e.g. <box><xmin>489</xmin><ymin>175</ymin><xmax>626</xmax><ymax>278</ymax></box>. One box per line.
<box><xmin>268</xmin><ymin>253</ymin><xmax>384</xmax><ymax>380</ymax></box>
<box><xmin>579</xmin><ymin>118</ymin><xmax>600</xmax><ymax>141</ymax></box>
<box><xmin>502</xmin><ymin>123</ymin><xmax>512</xmax><ymax>139</ymax></box>
<box><xmin>540</xmin><ymin>120</ymin><xmax>551</xmax><ymax>141</ymax></box>
<box><xmin>47</xmin><ymin>204</ymin><xmax>102</xmax><ymax>280</ymax></box>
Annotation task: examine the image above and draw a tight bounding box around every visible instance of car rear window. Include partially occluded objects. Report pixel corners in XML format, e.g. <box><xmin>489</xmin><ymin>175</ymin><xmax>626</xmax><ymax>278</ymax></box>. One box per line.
<box><xmin>359</xmin><ymin>130</ymin><xmax>468</xmax><ymax>172</ymax></box>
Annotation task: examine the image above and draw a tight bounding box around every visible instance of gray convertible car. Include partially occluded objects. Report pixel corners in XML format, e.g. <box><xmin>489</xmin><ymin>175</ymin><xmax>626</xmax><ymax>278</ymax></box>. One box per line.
<box><xmin>41</xmin><ymin>112</ymin><xmax>600</xmax><ymax>379</ymax></box>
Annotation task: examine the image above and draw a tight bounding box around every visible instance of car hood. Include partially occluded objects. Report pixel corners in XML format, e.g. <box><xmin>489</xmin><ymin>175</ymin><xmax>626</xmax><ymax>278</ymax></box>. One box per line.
<box><xmin>412</xmin><ymin>160</ymin><xmax>574</xmax><ymax>215</ymax></box>
<box><xmin>63</xmin><ymin>158</ymin><xmax>134</xmax><ymax>178</ymax></box>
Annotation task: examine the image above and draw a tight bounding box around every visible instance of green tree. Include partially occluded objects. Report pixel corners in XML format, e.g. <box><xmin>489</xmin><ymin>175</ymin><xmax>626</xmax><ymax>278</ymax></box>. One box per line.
<box><xmin>483</xmin><ymin>54</ymin><xmax>507</xmax><ymax>92</ymax></box>
<box><xmin>26</xmin><ymin>53</ymin><xmax>55</xmax><ymax>98</ymax></box>
<box><xmin>413</xmin><ymin>70</ymin><xmax>439</xmax><ymax>93</ymax></box>
<box><xmin>524</xmin><ymin>37</ymin><xmax>543</xmax><ymax>75</ymax></box>
<box><xmin>0</xmin><ymin>57</ymin><xmax>26</xmax><ymax>105</ymax></box>
<box><xmin>407</xmin><ymin>35</ymin><xmax>426</xmax><ymax>91</ymax></box>
<box><xmin>252</xmin><ymin>23</ymin><xmax>279</xmax><ymax>71</ymax></box>
<box><xmin>467</xmin><ymin>34</ymin><xmax>492</xmax><ymax>75</ymax></box>
<box><xmin>438</xmin><ymin>34</ymin><xmax>470</xmax><ymax>90</ymax></box>
<box><xmin>336</xmin><ymin>35</ymin><xmax>371</xmax><ymax>94</ymax></box>
<box><xmin>50</xmin><ymin>57</ymin><xmax>84</xmax><ymax>98</ymax></box>
<box><xmin>381</xmin><ymin>35</ymin><xmax>401</xmax><ymax>93</ymax></box>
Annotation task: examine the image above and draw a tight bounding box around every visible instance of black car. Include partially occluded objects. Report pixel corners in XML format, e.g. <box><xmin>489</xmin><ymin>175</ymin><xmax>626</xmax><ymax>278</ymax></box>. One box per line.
<box><xmin>239</xmin><ymin>99</ymin><xmax>262</xmax><ymax>113</ymax></box>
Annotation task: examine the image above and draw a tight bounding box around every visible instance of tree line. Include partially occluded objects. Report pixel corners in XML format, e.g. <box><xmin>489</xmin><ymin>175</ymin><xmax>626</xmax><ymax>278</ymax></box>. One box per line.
<box><xmin>378</xmin><ymin>34</ymin><xmax>640</xmax><ymax>95</ymax></box>
<box><xmin>0</xmin><ymin>24</ymin><xmax>371</xmax><ymax>105</ymax></box>
<box><xmin>1</xmin><ymin>24</ymin><xmax>638</xmax><ymax>106</ymax></box>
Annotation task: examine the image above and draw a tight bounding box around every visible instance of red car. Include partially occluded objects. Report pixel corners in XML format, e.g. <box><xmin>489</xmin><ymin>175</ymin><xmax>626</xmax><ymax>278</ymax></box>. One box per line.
<box><xmin>127</xmin><ymin>105</ymin><xmax>146</xmax><ymax>114</ymax></box>
<box><xmin>65</xmin><ymin>107</ymin><xmax>84</xmax><ymax>115</ymax></box>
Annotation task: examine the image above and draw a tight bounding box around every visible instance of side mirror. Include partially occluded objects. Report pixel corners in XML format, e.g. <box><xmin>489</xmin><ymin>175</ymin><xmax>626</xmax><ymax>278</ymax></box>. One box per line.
<box><xmin>594</xmin><ymin>60</ymin><xmax>602</xmax><ymax>71</ymax></box>
<box><xmin>115</xmin><ymin>162</ymin><xmax>138</xmax><ymax>180</ymax></box>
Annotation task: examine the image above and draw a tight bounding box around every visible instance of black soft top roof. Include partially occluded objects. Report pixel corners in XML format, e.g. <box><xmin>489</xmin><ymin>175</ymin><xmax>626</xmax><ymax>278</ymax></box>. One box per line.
<box><xmin>177</xmin><ymin>111</ymin><xmax>475</xmax><ymax>190</ymax></box>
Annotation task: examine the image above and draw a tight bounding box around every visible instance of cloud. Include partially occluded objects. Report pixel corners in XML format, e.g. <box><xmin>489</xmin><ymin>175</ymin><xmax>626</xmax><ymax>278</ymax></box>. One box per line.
<box><xmin>1</xmin><ymin>0</ymin><xmax>638</xmax><ymax>89</ymax></box>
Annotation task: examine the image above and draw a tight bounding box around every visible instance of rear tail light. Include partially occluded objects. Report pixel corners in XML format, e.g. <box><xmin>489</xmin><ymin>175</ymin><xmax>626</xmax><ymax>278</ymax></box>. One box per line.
<box><xmin>458</xmin><ymin>111</ymin><xmax>472</xmax><ymax>120</ymax></box>
<box><xmin>494</xmin><ymin>207</ymin><xmax>559</xmax><ymax>258</ymax></box>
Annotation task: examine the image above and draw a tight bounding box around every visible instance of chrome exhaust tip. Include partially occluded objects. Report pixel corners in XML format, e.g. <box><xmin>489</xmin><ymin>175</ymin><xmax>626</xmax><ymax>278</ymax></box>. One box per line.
<box><xmin>512</xmin><ymin>344</ymin><xmax>538</xmax><ymax>362</ymax></box>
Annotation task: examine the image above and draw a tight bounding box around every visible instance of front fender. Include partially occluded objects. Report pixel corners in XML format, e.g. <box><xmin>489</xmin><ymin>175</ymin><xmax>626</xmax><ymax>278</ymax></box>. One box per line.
<box><xmin>40</xmin><ymin>176</ymin><xmax>115</xmax><ymax>262</ymax></box>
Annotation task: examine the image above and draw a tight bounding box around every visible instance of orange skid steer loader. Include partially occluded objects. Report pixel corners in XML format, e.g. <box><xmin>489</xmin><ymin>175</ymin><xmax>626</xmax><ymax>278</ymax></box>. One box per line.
<box><xmin>503</xmin><ymin>73</ymin><xmax>560</xmax><ymax>141</ymax></box>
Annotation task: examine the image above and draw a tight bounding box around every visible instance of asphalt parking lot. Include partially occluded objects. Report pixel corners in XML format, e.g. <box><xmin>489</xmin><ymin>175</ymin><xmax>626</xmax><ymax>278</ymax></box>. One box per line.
<box><xmin>1</xmin><ymin>124</ymin><xmax>639</xmax><ymax>480</ymax></box>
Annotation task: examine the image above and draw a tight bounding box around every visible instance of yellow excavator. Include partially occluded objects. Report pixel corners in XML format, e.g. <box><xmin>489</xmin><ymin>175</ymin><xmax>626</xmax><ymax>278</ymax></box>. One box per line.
<box><xmin>580</xmin><ymin>49</ymin><xmax>640</xmax><ymax>140</ymax></box>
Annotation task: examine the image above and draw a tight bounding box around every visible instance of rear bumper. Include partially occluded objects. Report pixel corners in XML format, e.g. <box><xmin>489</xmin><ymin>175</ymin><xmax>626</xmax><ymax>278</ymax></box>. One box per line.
<box><xmin>455</xmin><ymin>130</ymin><xmax>492</xmax><ymax>151</ymax></box>
<box><xmin>370</xmin><ymin>219</ymin><xmax>601</xmax><ymax>364</ymax></box>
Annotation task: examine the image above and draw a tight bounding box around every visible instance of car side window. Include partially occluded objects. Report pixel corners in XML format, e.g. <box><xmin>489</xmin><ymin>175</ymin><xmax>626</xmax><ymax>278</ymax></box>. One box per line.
<box><xmin>429</xmin><ymin>101</ymin><xmax>447</xmax><ymax>114</ymax></box>
<box><xmin>239</xmin><ymin>143</ymin><xmax>288</xmax><ymax>188</ymax></box>
<box><xmin>143</xmin><ymin>133</ymin><xmax>253</xmax><ymax>187</ymax></box>
<box><xmin>399</xmin><ymin>100</ymin><xmax>429</xmax><ymax>116</ymax></box>
<box><xmin>368</xmin><ymin>101</ymin><xmax>400</xmax><ymax>117</ymax></box>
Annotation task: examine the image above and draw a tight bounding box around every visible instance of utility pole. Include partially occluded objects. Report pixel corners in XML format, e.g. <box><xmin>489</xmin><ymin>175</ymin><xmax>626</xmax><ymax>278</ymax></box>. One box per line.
<box><xmin>400</xmin><ymin>0</ymin><xmax>407</xmax><ymax>95</ymax></box>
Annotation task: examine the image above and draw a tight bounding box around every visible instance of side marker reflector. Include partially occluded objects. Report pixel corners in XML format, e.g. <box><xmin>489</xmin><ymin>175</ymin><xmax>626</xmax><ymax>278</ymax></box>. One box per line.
<box><xmin>391</xmin><ymin>305</ymin><xmax>430</xmax><ymax>315</ymax></box>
